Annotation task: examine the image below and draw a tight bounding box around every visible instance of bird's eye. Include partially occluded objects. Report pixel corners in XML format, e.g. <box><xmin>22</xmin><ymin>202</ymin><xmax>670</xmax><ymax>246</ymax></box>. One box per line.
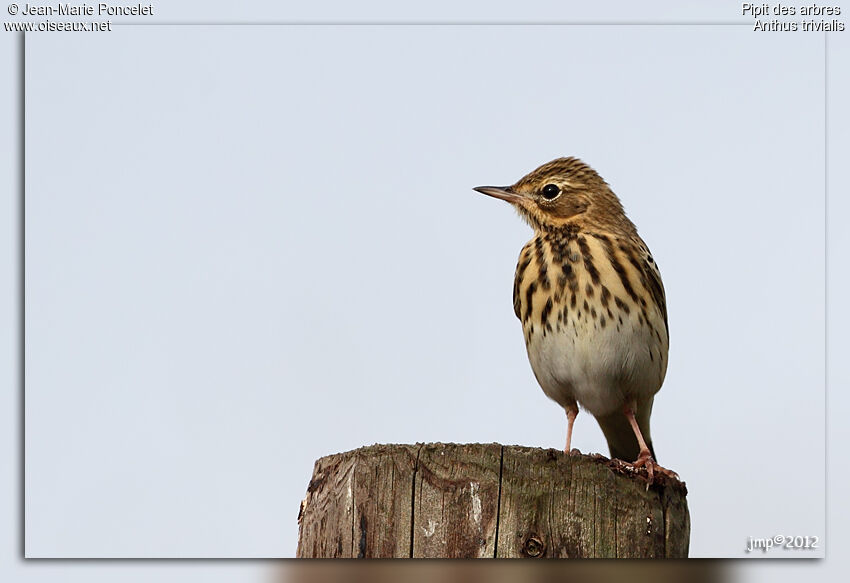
<box><xmin>541</xmin><ymin>184</ymin><xmax>561</xmax><ymax>200</ymax></box>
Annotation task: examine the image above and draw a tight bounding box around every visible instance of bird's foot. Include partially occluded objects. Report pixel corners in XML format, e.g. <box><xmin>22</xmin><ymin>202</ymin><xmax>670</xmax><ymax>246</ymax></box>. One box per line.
<box><xmin>630</xmin><ymin>451</ymin><xmax>679</xmax><ymax>487</ymax></box>
<box><xmin>563</xmin><ymin>447</ymin><xmax>581</xmax><ymax>456</ymax></box>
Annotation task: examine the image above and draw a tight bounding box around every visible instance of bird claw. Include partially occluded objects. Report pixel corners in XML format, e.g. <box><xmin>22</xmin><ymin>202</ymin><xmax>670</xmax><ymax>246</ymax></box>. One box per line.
<box><xmin>630</xmin><ymin>452</ymin><xmax>679</xmax><ymax>487</ymax></box>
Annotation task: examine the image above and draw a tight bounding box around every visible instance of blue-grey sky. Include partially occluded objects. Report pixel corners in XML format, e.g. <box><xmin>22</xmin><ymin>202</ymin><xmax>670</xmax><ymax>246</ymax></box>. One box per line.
<box><xmin>3</xmin><ymin>0</ymin><xmax>850</xmax><ymax>580</ymax></box>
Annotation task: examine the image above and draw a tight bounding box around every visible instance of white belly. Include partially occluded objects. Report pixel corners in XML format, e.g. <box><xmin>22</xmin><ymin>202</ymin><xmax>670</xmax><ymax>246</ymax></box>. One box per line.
<box><xmin>524</xmin><ymin>314</ymin><xmax>667</xmax><ymax>417</ymax></box>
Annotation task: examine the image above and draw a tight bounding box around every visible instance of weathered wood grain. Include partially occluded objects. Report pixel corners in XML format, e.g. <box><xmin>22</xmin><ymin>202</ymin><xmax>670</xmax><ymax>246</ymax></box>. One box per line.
<box><xmin>412</xmin><ymin>443</ymin><xmax>501</xmax><ymax>558</ymax></box>
<box><xmin>296</xmin><ymin>444</ymin><xmax>419</xmax><ymax>558</ymax></box>
<box><xmin>296</xmin><ymin>443</ymin><xmax>689</xmax><ymax>558</ymax></box>
<box><xmin>496</xmin><ymin>446</ymin><xmax>685</xmax><ymax>558</ymax></box>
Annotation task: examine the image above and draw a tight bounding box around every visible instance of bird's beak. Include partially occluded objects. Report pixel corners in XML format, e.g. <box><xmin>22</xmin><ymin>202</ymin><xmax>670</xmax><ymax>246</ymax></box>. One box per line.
<box><xmin>473</xmin><ymin>185</ymin><xmax>524</xmax><ymax>203</ymax></box>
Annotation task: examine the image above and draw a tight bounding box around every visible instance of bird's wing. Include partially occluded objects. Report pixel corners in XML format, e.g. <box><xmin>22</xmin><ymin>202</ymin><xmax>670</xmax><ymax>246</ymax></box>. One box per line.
<box><xmin>512</xmin><ymin>242</ymin><xmax>534</xmax><ymax>320</ymax></box>
<box><xmin>636</xmin><ymin>238</ymin><xmax>668</xmax><ymax>337</ymax></box>
<box><xmin>512</xmin><ymin>275</ymin><xmax>521</xmax><ymax>320</ymax></box>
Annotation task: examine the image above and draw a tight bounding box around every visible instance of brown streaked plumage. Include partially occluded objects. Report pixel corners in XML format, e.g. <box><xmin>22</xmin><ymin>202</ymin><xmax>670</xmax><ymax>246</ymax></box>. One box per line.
<box><xmin>475</xmin><ymin>157</ymin><xmax>676</xmax><ymax>484</ymax></box>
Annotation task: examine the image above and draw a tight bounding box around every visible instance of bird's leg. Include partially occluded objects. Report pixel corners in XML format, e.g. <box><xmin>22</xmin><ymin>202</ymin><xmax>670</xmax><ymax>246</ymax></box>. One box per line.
<box><xmin>564</xmin><ymin>401</ymin><xmax>579</xmax><ymax>455</ymax></box>
<box><xmin>623</xmin><ymin>404</ymin><xmax>678</xmax><ymax>485</ymax></box>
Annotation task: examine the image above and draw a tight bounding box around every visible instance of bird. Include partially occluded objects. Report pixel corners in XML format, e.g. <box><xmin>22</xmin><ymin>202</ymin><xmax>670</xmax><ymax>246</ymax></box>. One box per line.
<box><xmin>474</xmin><ymin>157</ymin><xmax>675</xmax><ymax>483</ymax></box>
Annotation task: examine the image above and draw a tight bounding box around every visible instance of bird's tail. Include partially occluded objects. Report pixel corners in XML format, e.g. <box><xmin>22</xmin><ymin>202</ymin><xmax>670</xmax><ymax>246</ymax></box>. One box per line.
<box><xmin>595</xmin><ymin>400</ymin><xmax>656</xmax><ymax>463</ymax></box>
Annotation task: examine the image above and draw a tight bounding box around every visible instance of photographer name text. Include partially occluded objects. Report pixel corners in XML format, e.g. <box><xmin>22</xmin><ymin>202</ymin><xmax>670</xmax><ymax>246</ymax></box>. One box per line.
<box><xmin>17</xmin><ymin>3</ymin><xmax>152</xmax><ymax>16</ymax></box>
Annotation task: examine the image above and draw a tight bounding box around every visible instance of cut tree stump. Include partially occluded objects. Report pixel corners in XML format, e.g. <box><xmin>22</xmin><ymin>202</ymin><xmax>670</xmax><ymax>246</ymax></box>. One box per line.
<box><xmin>296</xmin><ymin>443</ymin><xmax>689</xmax><ymax>559</ymax></box>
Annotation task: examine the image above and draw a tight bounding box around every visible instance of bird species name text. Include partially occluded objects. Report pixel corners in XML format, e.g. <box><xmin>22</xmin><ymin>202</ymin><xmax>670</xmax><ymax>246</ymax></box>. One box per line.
<box><xmin>742</xmin><ymin>3</ymin><xmax>846</xmax><ymax>31</ymax></box>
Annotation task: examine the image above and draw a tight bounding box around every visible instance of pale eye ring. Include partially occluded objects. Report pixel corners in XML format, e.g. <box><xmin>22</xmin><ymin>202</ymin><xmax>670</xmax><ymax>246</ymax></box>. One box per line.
<box><xmin>541</xmin><ymin>183</ymin><xmax>561</xmax><ymax>200</ymax></box>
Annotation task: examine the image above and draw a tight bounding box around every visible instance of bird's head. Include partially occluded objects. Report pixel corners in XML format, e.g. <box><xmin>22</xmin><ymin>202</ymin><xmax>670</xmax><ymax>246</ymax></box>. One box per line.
<box><xmin>474</xmin><ymin>157</ymin><xmax>634</xmax><ymax>234</ymax></box>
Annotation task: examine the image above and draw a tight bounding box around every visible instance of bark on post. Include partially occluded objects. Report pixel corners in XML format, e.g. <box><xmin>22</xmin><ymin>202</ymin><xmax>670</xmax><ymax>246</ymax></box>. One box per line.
<box><xmin>296</xmin><ymin>443</ymin><xmax>689</xmax><ymax>559</ymax></box>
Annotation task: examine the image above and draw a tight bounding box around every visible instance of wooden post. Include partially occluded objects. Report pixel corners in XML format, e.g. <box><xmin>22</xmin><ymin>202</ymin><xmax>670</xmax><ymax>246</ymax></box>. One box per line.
<box><xmin>296</xmin><ymin>443</ymin><xmax>689</xmax><ymax>559</ymax></box>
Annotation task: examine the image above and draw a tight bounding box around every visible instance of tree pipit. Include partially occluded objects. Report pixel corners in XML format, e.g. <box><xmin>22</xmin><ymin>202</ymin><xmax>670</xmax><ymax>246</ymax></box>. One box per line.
<box><xmin>475</xmin><ymin>157</ymin><xmax>676</xmax><ymax>484</ymax></box>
